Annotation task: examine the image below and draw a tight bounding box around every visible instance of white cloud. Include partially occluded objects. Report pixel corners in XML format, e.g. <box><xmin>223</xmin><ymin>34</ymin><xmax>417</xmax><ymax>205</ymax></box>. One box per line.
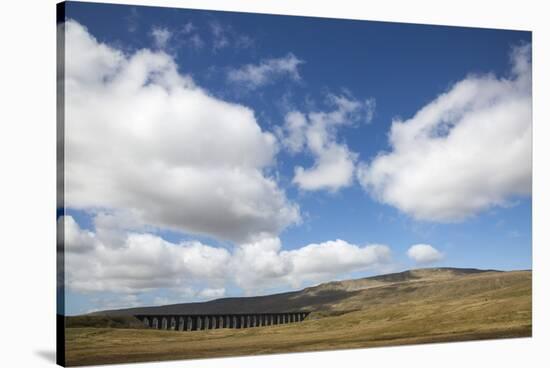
<box><xmin>197</xmin><ymin>288</ymin><xmax>226</xmax><ymax>299</ymax></box>
<box><xmin>282</xmin><ymin>239</ymin><xmax>391</xmax><ymax>287</ymax></box>
<box><xmin>188</xmin><ymin>34</ymin><xmax>204</xmax><ymax>49</ymax></box>
<box><xmin>181</xmin><ymin>22</ymin><xmax>195</xmax><ymax>35</ymax></box>
<box><xmin>64</xmin><ymin>20</ymin><xmax>300</xmax><ymax>243</ymax></box>
<box><xmin>235</xmin><ymin>34</ymin><xmax>254</xmax><ymax>49</ymax></box>
<box><xmin>227</xmin><ymin>53</ymin><xmax>304</xmax><ymax>90</ymax></box>
<box><xmin>358</xmin><ymin>44</ymin><xmax>532</xmax><ymax>222</ymax></box>
<box><xmin>176</xmin><ymin>22</ymin><xmax>204</xmax><ymax>50</ymax></box>
<box><xmin>233</xmin><ymin>236</ymin><xmax>391</xmax><ymax>292</ymax></box>
<box><xmin>62</xmin><ymin>215</ymin><xmax>96</xmax><ymax>254</ymax></box>
<box><xmin>279</xmin><ymin>94</ymin><xmax>376</xmax><ymax>191</ymax></box>
<box><xmin>62</xmin><ymin>20</ymin><xmax>392</xmax><ymax>308</ymax></box>
<box><xmin>364</xmin><ymin>97</ymin><xmax>376</xmax><ymax>123</ymax></box>
<box><xmin>231</xmin><ymin>237</ymin><xmax>292</xmax><ymax>291</ymax></box>
<box><xmin>152</xmin><ymin>23</ymin><xmax>204</xmax><ymax>51</ymax></box>
<box><xmin>407</xmin><ymin>244</ymin><xmax>444</xmax><ymax>264</ymax></box>
<box><xmin>150</xmin><ymin>26</ymin><xmax>171</xmax><ymax>49</ymax></box>
<box><xmin>210</xmin><ymin>21</ymin><xmax>229</xmax><ymax>51</ymax></box>
<box><xmin>280</xmin><ymin>111</ymin><xmax>308</xmax><ymax>154</ymax></box>
<box><xmin>125</xmin><ymin>8</ymin><xmax>139</xmax><ymax>33</ymax></box>
<box><xmin>61</xmin><ymin>215</ymin><xmax>232</xmax><ymax>293</ymax></box>
<box><xmin>208</xmin><ymin>21</ymin><xmax>254</xmax><ymax>52</ymax></box>
<box><xmin>62</xmin><ymin>214</ymin><xmax>391</xmax><ymax>295</ymax></box>
<box><xmin>293</xmin><ymin>144</ymin><xmax>356</xmax><ymax>192</ymax></box>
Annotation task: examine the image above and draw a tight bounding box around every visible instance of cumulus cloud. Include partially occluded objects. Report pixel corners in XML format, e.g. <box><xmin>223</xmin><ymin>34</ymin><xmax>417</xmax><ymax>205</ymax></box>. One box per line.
<box><xmin>61</xmin><ymin>20</ymin><xmax>392</xmax><ymax>309</ymax></box>
<box><xmin>358</xmin><ymin>44</ymin><xmax>532</xmax><ymax>221</ymax></box>
<box><xmin>62</xmin><ymin>216</ymin><xmax>96</xmax><ymax>254</ymax></box>
<box><xmin>62</xmin><ymin>214</ymin><xmax>391</xmax><ymax>295</ymax></box>
<box><xmin>279</xmin><ymin>94</ymin><xmax>376</xmax><ymax>191</ymax></box>
<box><xmin>64</xmin><ymin>19</ymin><xmax>300</xmax><ymax>243</ymax></box>
<box><xmin>282</xmin><ymin>240</ymin><xmax>391</xmax><ymax>287</ymax></box>
<box><xmin>232</xmin><ymin>236</ymin><xmax>391</xmax><ymax>292</ymax></box>
<box><xmin>293</xmin><ymin>144</ymin><xmax>357</xmax><ymax>192</ymax></box>
<box><xmin>407</xmin><ymin>244</ymin><xmax>444</xmax><ymax>265</ymax></box>
<box><xmin>227</xmin><ymin>53</ymin><xmax>304</xmax><ymax>90</ymax></box>
<box><xmin>62</xmin><ymin>215</ymin><xmax>231</xmax><ymax>293</ymax></box>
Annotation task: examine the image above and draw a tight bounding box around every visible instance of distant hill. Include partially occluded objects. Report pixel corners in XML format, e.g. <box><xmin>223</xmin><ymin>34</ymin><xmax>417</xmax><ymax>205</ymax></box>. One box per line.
<box><xmin>85</xmin><ymin>267</ymin><xmax>507</xmax><ymax>318</ymax></box>
<box><xmin>66</xmin><ymin>267</ymin><xmax>531</xmax><ymax>365</ymax></box>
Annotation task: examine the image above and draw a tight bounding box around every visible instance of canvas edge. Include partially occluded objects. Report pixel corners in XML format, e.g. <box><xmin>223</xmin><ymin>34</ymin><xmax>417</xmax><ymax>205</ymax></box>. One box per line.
<box><xmin>56</xmin><ymin>1</ymin><xmax>66</xmax><ymax>367</ymax></box>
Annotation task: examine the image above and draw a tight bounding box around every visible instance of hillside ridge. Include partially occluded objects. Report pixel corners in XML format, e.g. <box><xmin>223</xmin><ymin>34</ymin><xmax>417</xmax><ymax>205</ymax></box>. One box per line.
<box><xmin>85</xmin><ymin>267</ymin><xmax>521</xmax><ymax>317</ymax></box>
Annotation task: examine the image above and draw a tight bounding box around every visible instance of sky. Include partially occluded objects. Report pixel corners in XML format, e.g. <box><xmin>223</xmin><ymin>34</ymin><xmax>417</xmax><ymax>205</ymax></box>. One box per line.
<box><xmin>59</xmin><ymin>2</ymin><xmax>532</xmax><ymax>315</ymax></box>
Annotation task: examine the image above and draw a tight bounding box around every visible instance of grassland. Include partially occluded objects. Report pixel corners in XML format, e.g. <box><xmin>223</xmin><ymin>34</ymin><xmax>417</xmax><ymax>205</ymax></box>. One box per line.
<box><xmin>65</xmin><ymin>269</ymin><xmax>531</xmax><ymax>366</ymax></box>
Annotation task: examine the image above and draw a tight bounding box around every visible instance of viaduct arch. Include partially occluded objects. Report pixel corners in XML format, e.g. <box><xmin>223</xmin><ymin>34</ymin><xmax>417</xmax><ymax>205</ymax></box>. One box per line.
<box><xmin>136</xmin><ymin>311</ymin><xmax>310</xmax><ymax>331</ymax></box>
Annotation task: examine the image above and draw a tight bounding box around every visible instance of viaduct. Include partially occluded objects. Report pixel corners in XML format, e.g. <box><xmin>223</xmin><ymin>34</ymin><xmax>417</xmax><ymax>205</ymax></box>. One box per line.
<box><xmin>135</xmin><ymin>311</ymin><xmax>310</xmax><ymax>331</ymax></box>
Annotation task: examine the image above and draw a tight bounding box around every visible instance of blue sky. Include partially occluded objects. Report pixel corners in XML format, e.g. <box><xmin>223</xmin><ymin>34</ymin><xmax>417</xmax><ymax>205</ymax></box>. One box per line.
<box><xmin>61</xmin><ymin>2</ymin><xmax>531</xmax><ymax>315</ymax></box>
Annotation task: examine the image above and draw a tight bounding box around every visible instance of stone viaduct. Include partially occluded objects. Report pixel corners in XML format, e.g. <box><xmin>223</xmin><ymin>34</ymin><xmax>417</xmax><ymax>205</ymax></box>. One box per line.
<box><xmin>135</xmin><ymin>312</ymin><xmax>310</xmax><ymax>331</ymax></box>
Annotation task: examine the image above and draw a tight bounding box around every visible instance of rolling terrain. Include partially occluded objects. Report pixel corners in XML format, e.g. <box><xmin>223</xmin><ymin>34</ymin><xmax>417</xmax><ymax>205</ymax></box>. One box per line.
<box><xmin>65</xmin><ymin>268</ymin><xmax>532</xmax><ymax>366</ymax></box>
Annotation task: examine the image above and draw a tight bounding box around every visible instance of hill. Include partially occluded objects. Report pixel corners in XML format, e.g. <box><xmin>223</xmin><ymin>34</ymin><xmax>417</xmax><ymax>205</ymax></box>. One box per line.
<box><xmin>71</xmin><ymin>268</ymin><xmax>518</xmax><ymax>325</ymax></box>
<box><xmin>65</xmin><ymin>267</ymin><xmax>531</xmax><ymax>365</ymax></box>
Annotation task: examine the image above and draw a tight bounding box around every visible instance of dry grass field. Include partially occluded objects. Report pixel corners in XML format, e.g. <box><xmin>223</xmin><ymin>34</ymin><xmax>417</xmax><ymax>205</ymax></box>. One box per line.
<box><xmin>65</xmin><ymin>269</ymin><xmax>531</xmax><ymax>366</ymax></box>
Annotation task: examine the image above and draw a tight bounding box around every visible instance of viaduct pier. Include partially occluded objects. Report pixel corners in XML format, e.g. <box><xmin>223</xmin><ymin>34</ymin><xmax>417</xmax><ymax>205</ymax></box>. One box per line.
<box><xmin>135</xmin><ymin>312</ymin><xmax>310</xmax><ymax>331</ymax></box>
